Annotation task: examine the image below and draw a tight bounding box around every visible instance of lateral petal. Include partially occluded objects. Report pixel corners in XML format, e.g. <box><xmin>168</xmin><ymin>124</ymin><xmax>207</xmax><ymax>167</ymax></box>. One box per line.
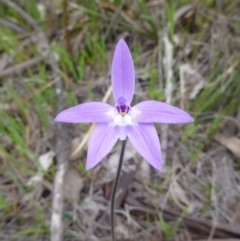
<box><xmin>127</xmin><ymin>123</ymin><xmax>162</xmax><ymax>170</ymax></box>
<box><xmin>86</xmin><ymin>123</ymin><xmax>118</xmax><ymax>170</ymax></box>
<box><xmin>54</xmin><ymin>102</ymin><xmax>115</xmax><ymax>123</ymax></box>
<box><xmin>131</xmin><ymin>101</ymin><xmax>193</xmax><ymax>124</ymax></box>
<box><xmin>111</xmin><ymin>39</ymin><xmax>135</xmax><ymax>104</ymax></box>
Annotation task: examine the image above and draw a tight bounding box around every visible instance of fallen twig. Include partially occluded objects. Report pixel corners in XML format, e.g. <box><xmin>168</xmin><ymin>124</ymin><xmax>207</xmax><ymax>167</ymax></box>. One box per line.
<box><xmin>104</xmin><ymin>0</ymin><xmax>126</xmax><ymax>40</ymax></box>
<box><xmin>161</xmin><ymin>34</ymin><xmax>173</xmax><ymax>164</ymax></box>
<box><xmin>125</xmin><ymin>196</ymin><xmax>240</xmax><ymax>239</ymax></box>
<box><xmin>160</xmin><ymin>5</ymin><xmax>193</xmax><ymax>164</ymax></box>
<box><xmin>0</xmin><ymin>18</ymin><xmax>27</xmax><ymax>33</ymax></box>
<box><xmin>0</xmin><ymin>55</ymin><xmax>45</xmax><ymax>79</ymax></box>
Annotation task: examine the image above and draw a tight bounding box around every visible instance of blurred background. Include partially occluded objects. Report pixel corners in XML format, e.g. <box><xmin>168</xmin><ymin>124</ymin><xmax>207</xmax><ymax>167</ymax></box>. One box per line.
<box><xmin>0</xmin><ymin>0</ymin><xmax>240</xmax><ymax>241</ymax></box>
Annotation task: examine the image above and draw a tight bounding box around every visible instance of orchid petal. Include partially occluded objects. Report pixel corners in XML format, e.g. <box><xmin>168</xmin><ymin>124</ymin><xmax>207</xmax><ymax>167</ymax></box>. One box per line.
<box><xmin>54</xmin><ymin>102</ymin><xmax>115</xmax><ymax>123</ymax></box>
<box><xmin>127</xmin><ymin>124</ymin><xmax>162</xmax><ymax>170</ymax></box>
<box><xmin>86</xmin><ymin>123</ymin><xmax>118</xmax><ymax>170</ymax></box>
<box><xmin>131</xmin><ymin>101</ymin><xmax>193</xmax><ymax>124</ymax></box>
<box><xmin>111</xmin><ymin>39</ymin><xmax>135</xmax><ymax>103</ymax></box>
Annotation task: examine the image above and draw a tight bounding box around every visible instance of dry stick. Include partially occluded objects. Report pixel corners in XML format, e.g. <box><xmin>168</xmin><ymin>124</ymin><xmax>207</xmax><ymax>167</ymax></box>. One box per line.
<box><xmin>157</xmin><ymin>31</ymin><xmax>163</xmax><ymax>90</ymax></box>
<box><xmin>0</xmin><ymin>55</ymin><xmax>45</xmax><ymax>79</ymax></box>
<box><xmin>104</xmin><ymin>0</ymin><xmax>126</xmax><ymax>40</ymax></box>
<box><xmin>208</xmin><ymin>159</ymin><xmax>218</xmax><ymax>240</ymax></box>
<box><xmin>196</xmin><ymin>239</ymin><xmax>239</xmax><ymax>241</ymax></box>
<box><xmin>62</xmin><ymin>0</ymin><xmax>72</xmax><ymax>55</ymax></box>
<box><xmin>161</xmin><ymin>35</ymin><xmax>173</xmax><ymax>163</ymax></box>
<box><xmin>160</xmin><ymin>5</ymin><xmax>193</xmax><ymax>163</ymax></box>
<box><xmin>0</xmin><ymin>1</ymin><xmax>69</xmax><ymax>241</ymax></box>
<box><xmin>0</xmin><ymin>79</ymin><xmax>59</xmax><ymax>112</ymax></box>
<box><xmin>23</xmin><ymin>78</ymin><xmax>59</xmax><ymax>102</ymax></box>
<box><xmin>126</xmin><ymin>197</ymin><xmax>240</xmax><ymax>239</ymax></box>
<box><xmin>0</xmin><ymin>18</ymin><xmax>27</xmax><ymax>33</ymax></box>
<box><xmin>179</xmin><ymin>65</ymin><xmax>186</xmax><ymax>109</ymax></box>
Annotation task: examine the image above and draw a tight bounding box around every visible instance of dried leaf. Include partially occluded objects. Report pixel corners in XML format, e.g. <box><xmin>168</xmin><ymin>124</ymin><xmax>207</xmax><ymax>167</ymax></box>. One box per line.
<box><xmin>25</xmin><ymin>151</ymin><xmax>55</xmax><ymax>201</ymax></box>
<box><xmin>135</xmin><ymin>158</ymin><xmax>150</xmax><ymax>181</ymax></box>
<box><xmin>64</xmin><ymin>167</ymin><xmax>83</xmax><ymax>201</ymax></box>
<box><xmin>39</xmin><ymin>151</ymin><xmax>55</xmax><ymax>171</ymax></box>
<box><xmin>179</xmin><ymin>64</ymin><xmax>205</xmax><ymax>101</ymax></box>
<box><xmin>0</xmin><ymin>53</ymin><xmax>12</xmax><ymax>70</ymax></box>
<box><xmin>214</xmin><ymin>134</ymin><xmax>240</xmax><ymax>158</ymax></box>
<box><xmin>27</xmin><ymin>151</ymin><xmax>55</xmax><ymax>186</ymax></box>
<box><xmin>171</xmin><ymin>182</ymin><xmax>190</xmax><ymax>209</ymax></box>
<box><xmin>81</xmin><ymin>197</ymin><xmax>102</xmax><ymax>219</ymax></box>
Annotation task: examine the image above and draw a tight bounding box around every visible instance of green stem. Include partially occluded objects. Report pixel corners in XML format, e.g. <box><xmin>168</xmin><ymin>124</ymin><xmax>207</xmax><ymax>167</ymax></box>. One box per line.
<box><xmin>110</xmin><ymin>139</ymin><xmax>127</xmax><ymax>241</ymax></box>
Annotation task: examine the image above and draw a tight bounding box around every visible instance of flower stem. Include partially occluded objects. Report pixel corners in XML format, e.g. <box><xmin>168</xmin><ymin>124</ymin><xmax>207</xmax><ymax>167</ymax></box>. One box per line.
<box><xmin>110</xmin><ymin>139</ymin><xmax>127</xmax><ymax>241</ymax></box>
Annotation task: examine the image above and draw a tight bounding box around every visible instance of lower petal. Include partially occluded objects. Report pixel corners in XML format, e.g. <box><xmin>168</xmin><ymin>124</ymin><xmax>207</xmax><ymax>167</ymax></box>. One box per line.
<box><xmin>127</xmin><ymin>123</ymin><xmax>162</xmax><ymax>170</ymax></box>
<box><xmin>115</xmin><ymin>126</ymin><xmax>127</xmax><ymax>140</ymax></box>
<box><xmin>86</xmin><ymin>123</ymin><xmax>118</xmax><ymax>170</ymax></box>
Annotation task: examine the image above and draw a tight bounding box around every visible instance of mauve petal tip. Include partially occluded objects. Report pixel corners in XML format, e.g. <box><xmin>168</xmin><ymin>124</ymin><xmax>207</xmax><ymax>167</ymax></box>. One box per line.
<box><xmin>146</xmin><ymin>159</ymin><xmax>163</xmax><ymax>171</ymax></box>
<box><xmin>155</xmin><ymin>160</ymin><xmax>163</xmax><ymax>171</ymax></box>
<box><xmin>188</xmin><ymin>115</ymin><xmax>194</xmax><ymax>122</ymax></box>
<box><xmin>117</xmin><ymin>38</ymin><xmax>127</xmax><ymax>45</ymax></box>
<box><xmin>86</xmin><ymin>159</ymin><xmax>103</xmax><ymax>170</ymax></box>
<box><xmin>54</xmin><ymin>115</ymin><xmax>60</xmax><ymax>122</ymax></box>
<box><xmin>155</xmin><ymin>164</ymin><xmax>163</xmax><ymax>172</ymax></box>
<box><xmin>115</xmin><ymin>39</ymin><xmax>131</xmax><ymax>55</ymax></box>
<box><xmin>179</xmin><ymin>113</ymin><xmax>194</xmax><ymax>123</ymax></box>
<box><xmin>54</xmin><ymin>112</ymin><xmax>67</xmax><ymax>123</ymax></box>
<box><xmin>85</xmin><ymin>164</ymin><xmax>92</xmax><ymax>170</ymax></box>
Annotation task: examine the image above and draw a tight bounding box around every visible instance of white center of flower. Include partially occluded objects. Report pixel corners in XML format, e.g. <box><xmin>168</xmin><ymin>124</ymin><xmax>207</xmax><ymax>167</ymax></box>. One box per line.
<box><xmin>113</xmin><ymin>114</ymin><xmax>134</xmax><ymax>126</ymax></box>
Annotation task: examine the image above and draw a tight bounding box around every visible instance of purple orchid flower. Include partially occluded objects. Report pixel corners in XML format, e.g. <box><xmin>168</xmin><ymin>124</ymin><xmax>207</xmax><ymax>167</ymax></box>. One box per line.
<box><xmin>55</xmin><ymin>39</ymin><xmax>193</xmax><ymax>170</ymax></box>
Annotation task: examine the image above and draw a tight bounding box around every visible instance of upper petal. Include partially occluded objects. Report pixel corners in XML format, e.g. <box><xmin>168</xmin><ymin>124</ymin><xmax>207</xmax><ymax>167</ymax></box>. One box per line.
<box><xmin>127</xmin><ymin>124</ymin><xmax>162</xmax><ymax>170</ymax></box>
<box><xmin>111</xmin><ymin>39</ymin><xmax>135</xmax><ymax>103</ymax></box>
<box><xmin>54</xmin><ymin>102</ymin><xmax>115</xmax><ymax>123</ymax></box>
<box><xmin>131</xmin><ymin>101</ymin><xmax>193</xmax><ymax>124</ymax></box>
<box><xmin>86</xmin><ymin>123</ymin><xmax>118</xmax><ymax>170</ymax></box>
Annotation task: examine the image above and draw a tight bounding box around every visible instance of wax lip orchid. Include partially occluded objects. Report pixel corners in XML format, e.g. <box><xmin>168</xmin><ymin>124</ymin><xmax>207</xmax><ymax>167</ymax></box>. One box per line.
<box><xmin>54</xmin><ymin>39</ymin><xmax>193</xmax><ymax>170</ymax></box>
